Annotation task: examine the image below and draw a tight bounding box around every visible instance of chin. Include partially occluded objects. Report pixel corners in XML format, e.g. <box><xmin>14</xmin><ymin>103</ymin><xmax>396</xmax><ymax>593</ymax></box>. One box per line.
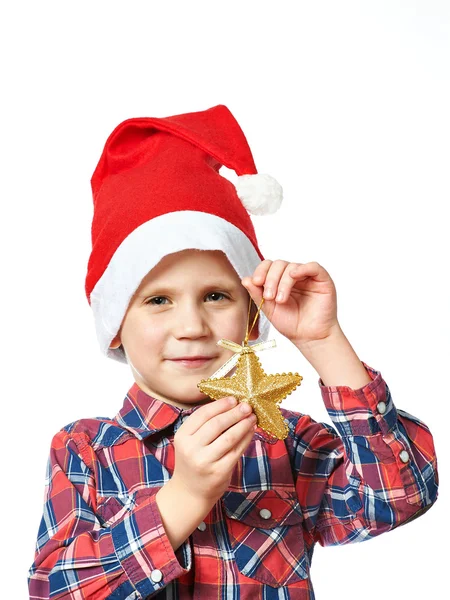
<box><xmin>169</xmin><ymin>387</ymin><xmax>210</xmax><ymax>404</ymax></box>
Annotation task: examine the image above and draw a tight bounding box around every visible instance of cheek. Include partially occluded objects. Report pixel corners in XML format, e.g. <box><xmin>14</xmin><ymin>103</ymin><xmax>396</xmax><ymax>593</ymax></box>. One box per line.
<box><xmin>125</xmin><ymin>315</ymin><xmax>165</xmax><ymax>348</ymax></box>
<box><xmin>142</xmin><ymin>323</ymin><xmax>166</xmax><ymax>346</ymax></box>
<box><xmin>217</xmin><ymin>309</ymin><xmax>248</xmax><ymax>338</ymax></box>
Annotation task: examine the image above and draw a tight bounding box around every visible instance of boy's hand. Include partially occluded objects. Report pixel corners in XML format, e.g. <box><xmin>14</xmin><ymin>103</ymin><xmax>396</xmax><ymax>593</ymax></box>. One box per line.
<box><xmin>242</xmin><ymin>260</ymin><xmax>341</xmax><ymax>348</ymax></box>
<box><xmin>171</xmin><ymin>397</ymin><xmax>256</xmax><ymax>503</ymax></box>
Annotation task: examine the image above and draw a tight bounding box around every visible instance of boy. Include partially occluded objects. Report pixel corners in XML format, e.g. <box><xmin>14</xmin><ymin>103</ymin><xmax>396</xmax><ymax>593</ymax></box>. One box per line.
<box><xmin>28</xmin><ymin>105</ymin><xmax>439</xmax><ymax>599</ymax></box>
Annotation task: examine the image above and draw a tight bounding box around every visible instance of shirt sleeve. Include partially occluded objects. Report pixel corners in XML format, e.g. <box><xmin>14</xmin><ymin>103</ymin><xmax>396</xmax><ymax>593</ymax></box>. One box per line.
<box><xmin>28</xmin><ymin>429</ymin><xmax>192</xmax><ymax>599</ymax></box>
<box><xmin>291</xmin><ymin>360</ymin><xmax>439</xmax><ymax>547</ymax></box>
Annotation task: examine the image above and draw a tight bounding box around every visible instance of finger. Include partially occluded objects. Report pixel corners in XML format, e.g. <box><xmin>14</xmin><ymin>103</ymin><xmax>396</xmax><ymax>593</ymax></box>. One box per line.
<box><xmin>250</xmin><ymin>259</ymin><xmax>273</xmax><ymax>286</ymax></box>
<box><xmin>290</xmin><ymin>261</ymin><xmax>324</xmax><ymax>279</ymax></box>
<box><xmin>241</xmin><ymin>276</ymin><xmax>264</xmax><ymax>311</ymax></box>
<box><xmin>221</xmin><ymin>422</ymin><xmax>257</xmax><ymax>465</ymax></box>
<box><xmin>260</xmin><ymin>260</ymin><xmax>290</xmax><ymax>300</ymax></box>
<box><xmin>289</xmin><ymin>261</ymin><xmax>330</xmax><ymax>287</ymax></box>
<box><xmin>196</xmin><ymin>401</ymin><xmax>255</xmax><ymax>447</ymax></box>
<box><xmin>275</xmin><ymin>262</ymin><xmax>306</xmax><ymax>303</ymax></box>
<box><xmin>182</xmin><ymin>396</ymin><xmax>237</xmax><ymax>436</ymax></box>
<box><xmin>208</xmin><ymin>412</ymin><xmax>257</xmax><ymax>461</ymax></box>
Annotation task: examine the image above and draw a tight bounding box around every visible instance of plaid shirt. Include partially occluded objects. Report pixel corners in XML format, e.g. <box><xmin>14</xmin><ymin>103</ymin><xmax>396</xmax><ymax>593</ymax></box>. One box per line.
<box><xmin>28</xmin><ymin>361</ymin><xmax>438</xmax><ymax>599</ymax></box>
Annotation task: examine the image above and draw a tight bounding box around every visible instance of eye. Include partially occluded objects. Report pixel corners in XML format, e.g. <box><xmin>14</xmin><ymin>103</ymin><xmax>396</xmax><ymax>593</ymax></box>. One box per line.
<box><xmin>206</xmin><ymin>292</ymin><xmax>229</xmax><ymax>302</ymax></box>
<box><xmin>145</xmin><ymin>292</ymin><xmax>229</xmax><ymax>306</ymax></box>
<box><xmin>145</xmin><ymin>296</ymin><xmax>169</xmax><ymax>305</ymax></box>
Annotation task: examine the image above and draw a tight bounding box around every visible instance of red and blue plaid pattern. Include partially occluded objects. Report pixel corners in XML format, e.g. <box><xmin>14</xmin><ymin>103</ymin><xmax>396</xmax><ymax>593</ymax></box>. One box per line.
<box><xmin>28</xmin><ymin>361</ymin><xmax>438</xmax><ymax>599</ymax></box>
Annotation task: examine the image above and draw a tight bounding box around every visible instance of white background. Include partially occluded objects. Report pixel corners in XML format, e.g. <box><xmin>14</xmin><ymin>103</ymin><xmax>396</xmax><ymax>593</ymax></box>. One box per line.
<box><xmin>1</xmin><ymin>1</ymin><xmax>448</xmax><ymax>598</ymax></box>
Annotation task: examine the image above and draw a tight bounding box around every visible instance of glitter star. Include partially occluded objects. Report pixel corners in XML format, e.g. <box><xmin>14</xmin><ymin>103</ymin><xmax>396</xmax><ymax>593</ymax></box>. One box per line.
<box><xmin>197</xmin><ymin>346</ymin><xmax>302</xmax><ymax>440</ymax></box>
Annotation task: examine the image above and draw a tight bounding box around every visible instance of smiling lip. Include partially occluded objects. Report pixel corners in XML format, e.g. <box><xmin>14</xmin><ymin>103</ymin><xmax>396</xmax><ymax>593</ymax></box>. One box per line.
<box><xmin>168</xmin><ymin>356</ymin><xmax>216</xmax><ymax>368</ymax></box>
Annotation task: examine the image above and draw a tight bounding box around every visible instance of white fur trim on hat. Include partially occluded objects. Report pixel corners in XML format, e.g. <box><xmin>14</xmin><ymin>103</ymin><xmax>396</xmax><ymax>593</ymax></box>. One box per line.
<box><xmin>235</xmin><ymin>173</ymin><xmax>283</xmax><ymax>216</ymax></box>
<box><xmin>89</xmin><ymin>210</ymin><xmax>271</xmax><ymax>364</ymax></box>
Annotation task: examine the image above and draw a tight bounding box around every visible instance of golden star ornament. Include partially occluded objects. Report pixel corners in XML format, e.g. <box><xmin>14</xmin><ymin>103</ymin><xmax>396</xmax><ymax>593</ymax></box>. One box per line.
<box><xmin>197</xmin><ymin>298</ymin><xmax>303</xmax><ymax>440</ymax></box>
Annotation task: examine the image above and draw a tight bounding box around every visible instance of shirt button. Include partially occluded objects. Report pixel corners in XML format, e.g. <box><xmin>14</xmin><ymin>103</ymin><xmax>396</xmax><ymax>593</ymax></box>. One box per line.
<box><xmin>377</xmin><ymin>401</ymin><xmax>387</xmax><ymax>414</ymax></box>
<box><xmin>400</xmin><ymin>450</ymin><xmax>410</xmax><ymax>463</ymax></box>
<box><xmin>197</xmin><ymin>521</ymin><xmax>206</xmax><ymax>531</ymax></box>
<box><xmin>259</xmin><ymin>508</ymin><xmax>272</xmax><ymax>519</ymax></box>
<box><xmin>150</xmin><ymin>569</ymin><xmax>163</xmax><ymax>583</ymax></box>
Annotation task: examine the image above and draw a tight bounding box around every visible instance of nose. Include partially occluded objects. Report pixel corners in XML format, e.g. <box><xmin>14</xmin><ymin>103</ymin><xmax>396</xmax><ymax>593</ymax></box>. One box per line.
<box><xmin>172</xmin><ymin>299</ymin><xmax>211</xmax><ymax>339</ymax></box>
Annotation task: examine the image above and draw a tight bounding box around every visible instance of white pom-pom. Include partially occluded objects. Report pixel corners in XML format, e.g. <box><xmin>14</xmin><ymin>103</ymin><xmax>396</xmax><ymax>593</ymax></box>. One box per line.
<box><xmin>235</xmin><ymin>173</ymin><xmax>283</xmax><ymax>216</ymax></box>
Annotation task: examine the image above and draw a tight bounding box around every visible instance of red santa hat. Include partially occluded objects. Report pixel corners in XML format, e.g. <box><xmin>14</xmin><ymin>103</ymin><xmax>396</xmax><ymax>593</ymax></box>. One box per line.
<box><xmin>85</xmin><ymin>104</ymin><xmax>283</xmax><ymax>363</ymax></box>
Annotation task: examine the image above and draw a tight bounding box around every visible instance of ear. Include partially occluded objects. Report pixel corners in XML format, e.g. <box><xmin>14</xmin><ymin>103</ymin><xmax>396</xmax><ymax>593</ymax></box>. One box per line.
<box><xmin>241</xmin><ymin>278</ymin><xmax>264</xmax><ymax>343</ymax></box>
<box><xmin>109</xmin><ymin>333</ymin><xmax>121</xmax><ymax>350</ymax></box>
<box><xmin>248</xmin><ymin>321</ymin><xmax>259</xmax><ymax>341</ymax></box>
<box><xmin>248</xmin><ymin>302</ymin><xmax>260</xmax><ymax>341</ymax></box>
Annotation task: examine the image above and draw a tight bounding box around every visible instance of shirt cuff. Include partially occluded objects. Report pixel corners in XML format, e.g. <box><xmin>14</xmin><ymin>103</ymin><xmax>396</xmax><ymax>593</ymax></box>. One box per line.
<box><xmin>110</xmin><ymin>491</ymin><xmax>192</xmax><ymax>598</ymax></box>
<box><xmin>318</xmin><ymin>360</ymin><xmax>398</xmax><ymax>437</ymax></box>
<box><xmin>318</xmin><ymin>360</ymin><xmax>430</xmax><ymax>506</ymax></box>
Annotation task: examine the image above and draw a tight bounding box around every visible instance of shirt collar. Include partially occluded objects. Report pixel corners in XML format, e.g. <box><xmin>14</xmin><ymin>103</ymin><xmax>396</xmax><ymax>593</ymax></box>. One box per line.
<box><xmin>114</xmin><ymin>382</ymin><xmax>276</xmax><ymax>443</ymax></box>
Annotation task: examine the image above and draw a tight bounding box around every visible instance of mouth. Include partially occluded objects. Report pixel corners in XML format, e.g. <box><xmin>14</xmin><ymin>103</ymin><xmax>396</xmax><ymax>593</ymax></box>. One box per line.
<box><xmin>167</xmin><ymin>357</ymin><xmax>216</xmax><ymax>369</ymax></box>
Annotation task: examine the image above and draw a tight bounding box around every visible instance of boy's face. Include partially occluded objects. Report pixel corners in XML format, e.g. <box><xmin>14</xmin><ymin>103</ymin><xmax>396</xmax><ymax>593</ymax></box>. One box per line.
<box><xmin>110</xmin><ymin>249</ymin><xmax>260</xmax><ymax>410</ymax></box>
